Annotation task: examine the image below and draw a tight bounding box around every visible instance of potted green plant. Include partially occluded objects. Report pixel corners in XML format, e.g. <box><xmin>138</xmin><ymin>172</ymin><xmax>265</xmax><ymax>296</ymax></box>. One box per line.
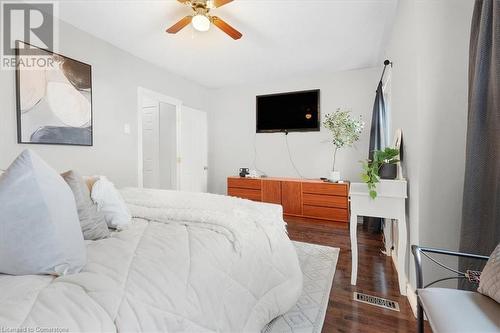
<box><xmin>323</xmin><ymin>108</ymin><xmax>364</xmax><ymax>182</ymax></box>
<box><xmin>360</xmin><ymin>147</ymin><xmax>400</xmax><ymax>198</ymax></box>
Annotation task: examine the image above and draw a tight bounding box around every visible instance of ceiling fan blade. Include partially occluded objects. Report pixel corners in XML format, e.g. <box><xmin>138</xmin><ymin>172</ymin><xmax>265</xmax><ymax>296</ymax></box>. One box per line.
<box><xmin>166</xmin><ymin>16</ymin><xmax>192</xmax><ymax>34</ymax></box>
<box><xmin>211</xmin><ymin>16</ymin><xmax>242</xmax><ymax>40</ymax></box>
<box><xmin>212</xmin><ymin>0</ymin><xmax>233</xmax><ymax>8</ymax></box>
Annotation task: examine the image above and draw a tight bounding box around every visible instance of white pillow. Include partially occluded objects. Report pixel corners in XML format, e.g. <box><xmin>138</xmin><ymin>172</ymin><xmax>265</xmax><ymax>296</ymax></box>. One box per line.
<box><xmin>0</xmin><ymin>149</ymin><xmax>86</xmax><ymax>275</ymax></box>
<box><xmin>478</xmin><ymin>243</ymin><xmax>500</xmax><ymax>303</ymax></box>
<box><xmin>91</xmin><ymin>176</ymin><xmax>131</xmax><ymax>229</ymax></box>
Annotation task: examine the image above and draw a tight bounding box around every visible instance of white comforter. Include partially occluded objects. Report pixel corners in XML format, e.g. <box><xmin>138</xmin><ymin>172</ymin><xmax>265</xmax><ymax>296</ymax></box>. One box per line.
<box><xmin>0</xmin><ymin>189</ymin><xmax>302</xmax><ymax>332</ymax></box>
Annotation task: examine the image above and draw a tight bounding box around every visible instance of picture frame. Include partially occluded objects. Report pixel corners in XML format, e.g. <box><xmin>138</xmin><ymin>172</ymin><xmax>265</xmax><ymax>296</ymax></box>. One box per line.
<box><xmin>15</xmin><ymin>40</ymin><xmax>93</xmax><ymax>146</ymax></box>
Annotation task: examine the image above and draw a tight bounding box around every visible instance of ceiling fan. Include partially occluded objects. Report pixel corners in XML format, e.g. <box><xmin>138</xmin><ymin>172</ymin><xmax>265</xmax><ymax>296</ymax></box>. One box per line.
<box><xmin>166</xmin><ymin>0</ymin><xmax>242</xmax><ymax>40</ymax></box>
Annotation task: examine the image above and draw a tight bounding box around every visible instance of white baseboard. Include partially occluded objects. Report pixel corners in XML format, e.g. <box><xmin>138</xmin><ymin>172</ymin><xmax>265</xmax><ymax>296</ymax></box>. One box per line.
<box><xmin>391</xmin><ymin>250</ymin><xmax>398</xmax><ymax>270</ymax></box>
<box><xmin>386</xmin><ymin>245</ymin><xmax>419</xmax><ymax>318</ymax></box>
<box><xmin>406</xmin><ymin>283</ymin><xmax>428</xmax><ymax>321</ymax></box>
<box><xmin>406</xmin><ymin>282</ymin><xmax>418</xmax><ymax>318</ymax></box>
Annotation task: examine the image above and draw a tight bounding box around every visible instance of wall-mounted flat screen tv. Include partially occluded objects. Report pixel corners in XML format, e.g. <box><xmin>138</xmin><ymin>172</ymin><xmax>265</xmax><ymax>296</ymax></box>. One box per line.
<box><xmin>256</xmin><ymin>89</ymin><xmax>320</xmax><ymax>133</ymax></box>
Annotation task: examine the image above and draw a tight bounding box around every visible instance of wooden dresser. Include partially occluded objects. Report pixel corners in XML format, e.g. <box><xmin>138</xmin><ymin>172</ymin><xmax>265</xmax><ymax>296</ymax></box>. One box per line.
<box><xmin>227</xmin><ymin>176</ymin><xmax>349</xmax><ymax>223</ymax></box>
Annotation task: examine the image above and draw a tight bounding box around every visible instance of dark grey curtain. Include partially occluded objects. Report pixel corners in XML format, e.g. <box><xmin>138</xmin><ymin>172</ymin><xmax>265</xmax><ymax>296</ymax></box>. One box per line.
<box><xmin>369</xmin><ymin>81</ymin><xmax>388</xmax><ymax>159</ymax></box>
<box><xmin>459</xmin><ymin>0</ymin><xmax>500</xmax><ymax>289</ymax></box>
<box><xmin>365</xmin><ymin>80</ymin><xmax>389</xmax><ymax>232</ymax></box>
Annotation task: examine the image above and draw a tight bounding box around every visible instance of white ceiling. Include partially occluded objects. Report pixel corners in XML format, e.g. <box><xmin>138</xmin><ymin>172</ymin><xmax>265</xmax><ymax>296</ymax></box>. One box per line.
<box><xmin>55</xmin><ymin>0</ymin><xmax>398</xmax><ymax>88</ymax></box>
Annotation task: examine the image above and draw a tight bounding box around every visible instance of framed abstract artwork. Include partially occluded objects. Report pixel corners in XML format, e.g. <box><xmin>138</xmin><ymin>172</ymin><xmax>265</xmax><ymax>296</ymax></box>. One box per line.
<box><xmin>15</xmin><ymin>41</ymin><xmax>93</xmax><ymax>146</ymax></box>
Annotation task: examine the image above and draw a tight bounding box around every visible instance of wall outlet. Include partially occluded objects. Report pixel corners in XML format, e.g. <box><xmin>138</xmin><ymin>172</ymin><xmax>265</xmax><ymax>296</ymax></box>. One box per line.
<box><xmin>124</xmin><ymin>123</ymin><xmax>131</xmax><ymax>134</ymax></box>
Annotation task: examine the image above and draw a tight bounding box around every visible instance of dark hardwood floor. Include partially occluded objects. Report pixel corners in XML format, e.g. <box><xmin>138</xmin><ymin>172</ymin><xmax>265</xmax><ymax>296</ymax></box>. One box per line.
<box><xmin>286</xmin><ymin>217</ymin><xmax>429</xmax><ymax>333</ymax></box>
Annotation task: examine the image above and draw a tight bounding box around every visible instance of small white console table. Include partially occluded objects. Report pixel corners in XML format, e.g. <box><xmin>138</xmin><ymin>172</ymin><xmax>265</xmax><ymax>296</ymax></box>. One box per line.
<box><xmin>349</xmin><ymin>180</ymin><xmax>408</xmax><ymax>295</ymax></box>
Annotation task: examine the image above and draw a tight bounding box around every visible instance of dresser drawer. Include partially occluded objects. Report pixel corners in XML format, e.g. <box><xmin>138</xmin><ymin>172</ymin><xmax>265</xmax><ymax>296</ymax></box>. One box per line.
<box><xmin>303</xmin><ymin>205</ymin><xmax>348</xmax><ymax>222</ymax></box>
<box><xmin>227</xmin><ymin>177</ymin><xmax>262</xmax><ymax>190</ymax></box>
<box><xmin>227</xmin><ymin>187</ymin><xmax>262</xmax><ymax>201</ymax></box>
<box><xmin>262</xmin><ymin>180</ymin><xmax>281</xmax><ymax>204</ymax></box>
<box><xmin>281</xmin><ymin>181</ymin><xmax>302</xmax><ymax>215</ymax></box>
<box><xmin>302</xmin><ymin>182</ymin><xmax>348</xmax><ymax>196</ymax></box>
<box><xmin>303</xmin><ymin>193</ymin><xmax>348</xmax><ymax>209</ymax></box>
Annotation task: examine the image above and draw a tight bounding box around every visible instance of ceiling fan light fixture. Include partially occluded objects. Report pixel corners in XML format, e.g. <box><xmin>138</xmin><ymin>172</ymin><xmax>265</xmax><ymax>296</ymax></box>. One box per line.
<box><xmin>192</xmin><ymin>14</ymin><xmax>210</xmax><ymax>32</ymax></box>
<box><xmin>167</xmin><ymin>0</ymin><xmax>241</xmax><ymax>39</ymax></box>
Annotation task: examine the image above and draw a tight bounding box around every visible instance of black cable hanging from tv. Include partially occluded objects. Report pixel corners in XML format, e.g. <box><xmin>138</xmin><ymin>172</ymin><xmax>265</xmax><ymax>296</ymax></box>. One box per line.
<box><xmin>380</xmin><ymin>59</ymin><xmax>392</xmax><ymax>82</ymax></box>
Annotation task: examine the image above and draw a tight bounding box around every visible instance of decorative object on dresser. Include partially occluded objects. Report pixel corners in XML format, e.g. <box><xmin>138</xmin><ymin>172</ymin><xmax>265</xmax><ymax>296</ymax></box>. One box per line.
<box><xmin>227</xmin><ymin>176</ymin><xmax>349</xmax><ymax>223</ymax></box>
<box><xmin>323</xmin><ymin>108</ymin><xmax>364</xmax><ymax>182</ymax></box>
<box><xmin>239</xmin><ymin>168</ymin><xmax>249</xmax><ymax>177</ymax></box>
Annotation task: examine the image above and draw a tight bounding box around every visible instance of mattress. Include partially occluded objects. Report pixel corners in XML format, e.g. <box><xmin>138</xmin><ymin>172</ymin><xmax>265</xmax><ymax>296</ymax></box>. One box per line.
<box><xmin>0</xmin><ymin>189</ymin><xmax>302</xmax><ymax>332</ymax></box>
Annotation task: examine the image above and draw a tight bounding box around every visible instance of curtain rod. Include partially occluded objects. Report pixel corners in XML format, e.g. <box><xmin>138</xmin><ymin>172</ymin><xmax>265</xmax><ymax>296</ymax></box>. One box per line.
<box><xmin>380</xmin><ymin>59</ymin><xmax>393</xmax><ymax>82</ymax></box>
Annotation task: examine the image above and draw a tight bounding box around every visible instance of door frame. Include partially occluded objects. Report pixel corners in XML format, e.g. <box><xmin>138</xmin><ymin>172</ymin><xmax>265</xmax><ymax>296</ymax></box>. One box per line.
<box><xmin>137</xmin><ymin>87</ymin><xmax>182</xmax><ymax>188</ymax></box>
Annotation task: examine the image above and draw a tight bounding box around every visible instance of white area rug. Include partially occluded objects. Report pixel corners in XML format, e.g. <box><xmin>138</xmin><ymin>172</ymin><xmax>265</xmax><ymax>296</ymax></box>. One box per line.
<box><xmin>263</xmin><ymin>241</ymin><xmax>340</xmax><ymax>333</ymax></box>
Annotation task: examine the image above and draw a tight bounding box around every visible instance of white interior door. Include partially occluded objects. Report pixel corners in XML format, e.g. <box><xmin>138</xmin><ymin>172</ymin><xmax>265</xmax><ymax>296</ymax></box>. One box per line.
<box><xmin>158</xmin><ymin>102</ymin><xmax>178</xmax><ymax>190</ymax></box>
<box><xmin>180</xmin><ymin>106</ymin><xmax>208</xmax><ymax>192</ymax></box>
<box><xmin>142</xmin><ymin>96</ymin><xmax>160</xmax><ymax>188</ymax></box>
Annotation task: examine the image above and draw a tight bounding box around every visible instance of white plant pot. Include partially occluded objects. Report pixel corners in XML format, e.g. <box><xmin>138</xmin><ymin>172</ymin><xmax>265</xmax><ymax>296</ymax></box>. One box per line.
<box><xmin>329</xmin><ymin>171</ymin><xmax>341</xmax><ymax>182</ymax></box>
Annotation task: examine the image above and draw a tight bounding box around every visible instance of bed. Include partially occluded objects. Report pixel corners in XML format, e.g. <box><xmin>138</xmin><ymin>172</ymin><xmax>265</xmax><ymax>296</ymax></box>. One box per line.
<box><xmin>0</xmin><ymin>187</ymin><xmax>303</xmax><ymax>332</ymax></box>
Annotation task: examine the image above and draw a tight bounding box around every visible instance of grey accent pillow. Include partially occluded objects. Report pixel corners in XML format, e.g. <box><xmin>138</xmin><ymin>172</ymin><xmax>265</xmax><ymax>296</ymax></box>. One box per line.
<box><xmin>478</xmin><ymin>243</ymin><xmax>500</xmax><ymax>303</ymax></box>
<box><xmin>61</xmin><ymin>170</ymin><xmax>110</xmax><ymax>240</ymax></box>
<box><xmin>0</xmin><ymin>149</ymin><xmax>86</xmax><ymax>275</ymax></box>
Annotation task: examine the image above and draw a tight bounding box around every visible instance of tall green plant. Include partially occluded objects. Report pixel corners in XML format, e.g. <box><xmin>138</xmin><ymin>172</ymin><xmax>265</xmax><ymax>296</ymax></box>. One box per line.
<box><xmin>360</xmin><ymin>147</ymin><xmax>400</xmax><ymax>199</ymax></box>
<box><xmin>323</xmin><ymin>108</ymin><xmax>364</xmax><ymax>171</ymax></box>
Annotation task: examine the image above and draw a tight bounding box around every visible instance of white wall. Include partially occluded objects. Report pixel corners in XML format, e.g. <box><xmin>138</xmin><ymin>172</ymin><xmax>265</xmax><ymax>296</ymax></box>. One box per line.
<box><xmin>385</xmin><ymin>0</ymin><xmax>474</xmax><ymax>300</ymax></box>
<box><xmin>416</xmin><ymin>0</ymin><xmax>472</xmax><ymax>257</ymax></box>
<box><xmin>0</xmin><ymin>17</ymin><xmax>208</xmax><ymax>187</ymax></box>
<box><xmin>385</xmin><ymin>0</ymin><xmax>420</xmax><ymax>293</ymax></box>
<box><xmin>207</xmin><ymin>68</ymin><xmax>381</xmax><ymax>194</ymax></box>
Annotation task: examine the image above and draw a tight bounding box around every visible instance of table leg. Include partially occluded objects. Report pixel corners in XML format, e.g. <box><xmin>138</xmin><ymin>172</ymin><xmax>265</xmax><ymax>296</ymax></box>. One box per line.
<box><xmin>397</xmin><ymin>215</ymin><xmax>407</xmax><ymax>295</ymax></box>
<box><xmin>383</xmin><ymin>219</ymin><xmax>393</xmax><ymax>256</ymax></box>
<box><xmin>350</xmin><ymin>213</ymin><xmax>358</xmax><ymax>286</ymax></box>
